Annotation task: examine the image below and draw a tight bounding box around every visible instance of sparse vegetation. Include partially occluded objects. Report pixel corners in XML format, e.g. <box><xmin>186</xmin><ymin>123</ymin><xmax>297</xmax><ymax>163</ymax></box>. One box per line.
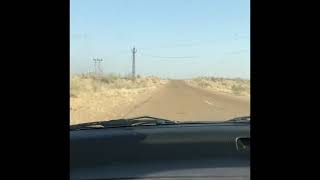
<box><xmin>70</xmin><ymin>73</ymin><xmax>168</xmax><ymax>125</ymax></box>
<box><xmin>70</xmin><ymin>73</ymin><xmax>166</xmax><ymax>97</ymax></box>
<box><xmin>186</xmin><ymin>76</ymin><xmax>250</xmax><ymax>96</ymax></box>
<box><xmin>231</xmin><ymin>84</ymin><xmax>247</xmax><ymax>95</ymax></box>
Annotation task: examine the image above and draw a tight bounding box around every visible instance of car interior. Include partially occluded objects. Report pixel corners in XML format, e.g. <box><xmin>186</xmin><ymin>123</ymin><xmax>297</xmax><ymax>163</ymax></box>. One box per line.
<box><xmin>70</xmin><ymin>117</ymin><xmax>250</xmax><ymax>180</ymax></box>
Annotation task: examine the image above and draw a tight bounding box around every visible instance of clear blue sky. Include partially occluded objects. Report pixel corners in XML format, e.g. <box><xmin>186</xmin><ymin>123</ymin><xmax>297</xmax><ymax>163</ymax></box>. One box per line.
<box><xmin>70</xmin><ymin>0</ymin><xmax>250</xmax><ymax>79</ymax></box>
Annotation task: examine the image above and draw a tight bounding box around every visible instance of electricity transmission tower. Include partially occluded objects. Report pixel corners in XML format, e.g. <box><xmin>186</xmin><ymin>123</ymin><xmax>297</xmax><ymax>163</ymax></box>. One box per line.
<box><xmin>132</xmin><ymin>47</ymin><xmax>137</xmax><ymax>80</ymax></box>
<box><xmin>93</xmin><ymin>58</ymin><xmax>103</xmax><ymax>76</ymax></box>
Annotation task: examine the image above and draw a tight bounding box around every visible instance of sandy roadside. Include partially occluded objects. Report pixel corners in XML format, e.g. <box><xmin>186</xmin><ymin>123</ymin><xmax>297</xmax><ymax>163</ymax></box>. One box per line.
<box><xmin>70</xmin><ymin>82</ymin><xmax>167</xmax><ymax>125</ymax></box>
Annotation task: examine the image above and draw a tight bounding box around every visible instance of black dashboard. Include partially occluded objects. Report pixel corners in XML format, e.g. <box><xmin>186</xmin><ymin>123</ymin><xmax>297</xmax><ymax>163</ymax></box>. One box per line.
<box><xmin>70</xmin><ymin>122</ymin><xmax>250</xmax><ymax>179</ymax></box>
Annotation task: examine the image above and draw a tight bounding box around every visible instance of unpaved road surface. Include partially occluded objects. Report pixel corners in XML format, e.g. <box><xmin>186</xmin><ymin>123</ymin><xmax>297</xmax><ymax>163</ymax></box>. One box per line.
<box><xmin>123</xmin><ymin>80</ymin><xmax>250</xmax><ymax>121</ymax></box>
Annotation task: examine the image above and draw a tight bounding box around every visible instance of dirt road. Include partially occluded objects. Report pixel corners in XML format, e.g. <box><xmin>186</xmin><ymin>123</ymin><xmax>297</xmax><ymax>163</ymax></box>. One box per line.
<box><xmin>122</xmin><ymin>80</ymin><xmax>250</xmax><ymax>121</ymax></box>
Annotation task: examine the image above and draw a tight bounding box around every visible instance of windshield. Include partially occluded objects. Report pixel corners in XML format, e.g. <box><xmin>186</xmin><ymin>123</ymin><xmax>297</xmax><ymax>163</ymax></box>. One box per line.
<box><xmin>70</xmin><ymin>0</ymin><xmax>250</xmax><ymax>126</ymax></box>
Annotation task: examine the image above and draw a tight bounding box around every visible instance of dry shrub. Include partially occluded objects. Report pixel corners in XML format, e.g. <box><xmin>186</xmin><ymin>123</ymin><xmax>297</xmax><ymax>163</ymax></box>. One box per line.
<box><xmin>231</xmin><ymin>84</ymin><xmax>247</xmax><ymax>95</ymax></box>
<box><xmin>189</xmin><ymin>76</ymin><xmax>250</xmax><ymax>96</ymax></box>
<box><xmin>70</xmin><ymin>73</ymin><xmax>168</xmax><ymax>95</ymax></box>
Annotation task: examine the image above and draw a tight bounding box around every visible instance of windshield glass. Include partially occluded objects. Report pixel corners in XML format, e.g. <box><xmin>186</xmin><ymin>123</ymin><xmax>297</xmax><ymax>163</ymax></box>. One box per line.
<box><xmin>70</xmin><ymin>0</ymin><xmax>250</xmax><ymax>125</ymax></box>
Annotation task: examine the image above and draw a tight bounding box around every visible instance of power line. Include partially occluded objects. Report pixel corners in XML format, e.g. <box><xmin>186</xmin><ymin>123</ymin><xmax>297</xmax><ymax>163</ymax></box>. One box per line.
<box><xmin>137</xmin><ymin>34</ymin><xmax>248</xmax><ymax>52</ymax></box>
<box><xmin>140</xmin><ymin>53</ymin><xmax>198</xmax><ymax>59</ymax></box>
<box><xmin>145</xmin><ymin>55</ymin><xmax>198</xmax><ymax>59</ymax></box>
<box><xmin>138</xmin><ymin>41</ymin><xmax>217</xmax><ymax>52</ymax></box>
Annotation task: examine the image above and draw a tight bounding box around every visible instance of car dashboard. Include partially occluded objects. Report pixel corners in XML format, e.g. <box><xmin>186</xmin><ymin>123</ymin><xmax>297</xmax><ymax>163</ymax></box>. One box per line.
<box><xmin>70</xmin><ymin>122</ymin><xmax>250</xmax><ymax>180</ymax></box>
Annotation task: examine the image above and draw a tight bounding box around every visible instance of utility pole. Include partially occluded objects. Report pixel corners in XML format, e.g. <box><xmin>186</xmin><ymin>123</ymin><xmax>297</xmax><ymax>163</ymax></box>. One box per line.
<box><xmin>131</xmin><ymin>47</ymin><xmax>137</xmax><ymax>80</ymax></box>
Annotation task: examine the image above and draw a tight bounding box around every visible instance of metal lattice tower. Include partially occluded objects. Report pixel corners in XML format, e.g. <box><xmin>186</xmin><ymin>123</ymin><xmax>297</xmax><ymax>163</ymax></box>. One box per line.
<box><xmin>93</xmin><ymin>58</ymin><xmax>103</xmax><ymax>76</ymax></box>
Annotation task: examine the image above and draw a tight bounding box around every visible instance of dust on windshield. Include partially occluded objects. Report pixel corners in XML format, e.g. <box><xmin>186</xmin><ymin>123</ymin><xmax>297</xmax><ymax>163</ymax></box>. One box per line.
<box><xmin>70</xmin><ymin>0</ymin><xmax>250</xmax><ymax>125</ymax></box>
